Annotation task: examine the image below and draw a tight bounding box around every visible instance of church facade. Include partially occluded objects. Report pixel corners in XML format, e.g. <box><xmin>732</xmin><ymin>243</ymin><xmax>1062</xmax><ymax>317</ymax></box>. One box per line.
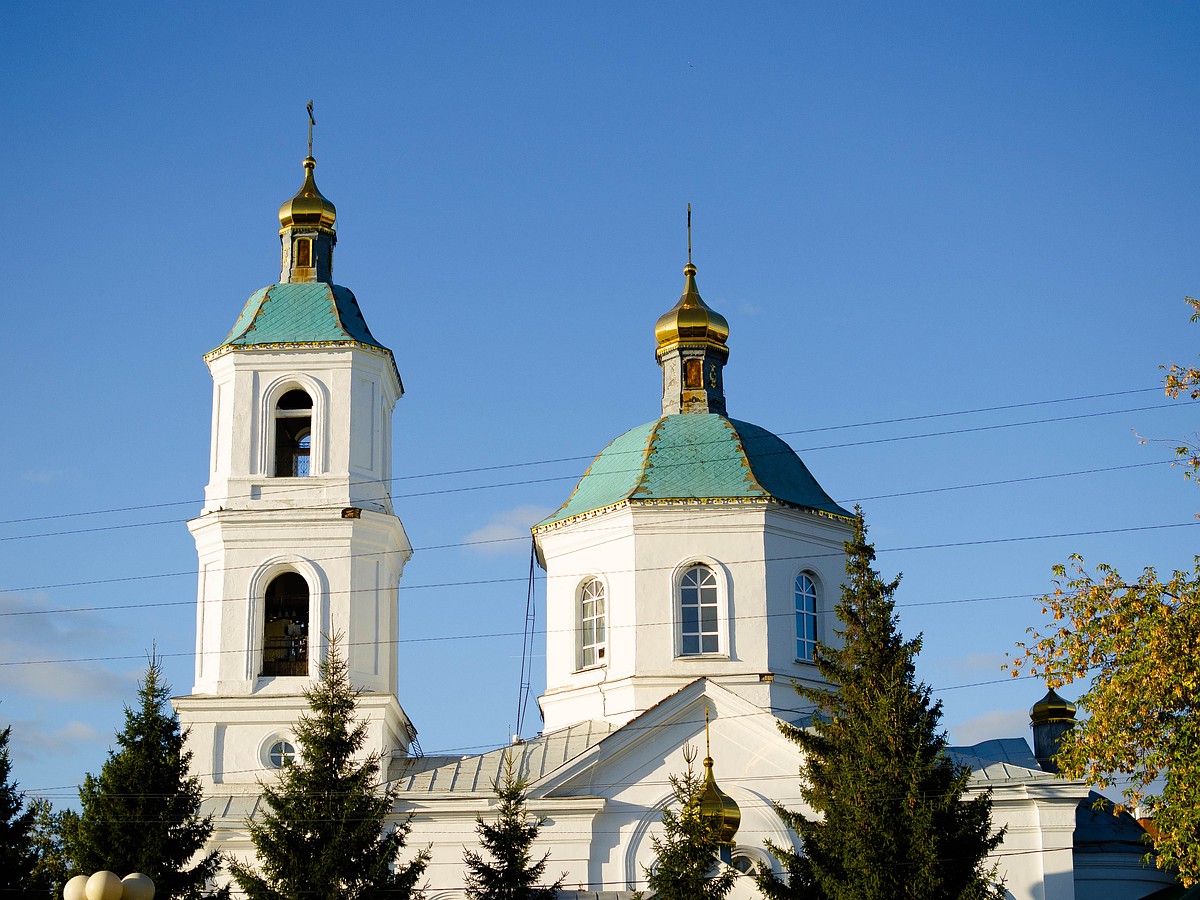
<box><xmin>175</xmin><ymin>145</ymin><xmax>1177</xmax><ymax>900</ymax></box>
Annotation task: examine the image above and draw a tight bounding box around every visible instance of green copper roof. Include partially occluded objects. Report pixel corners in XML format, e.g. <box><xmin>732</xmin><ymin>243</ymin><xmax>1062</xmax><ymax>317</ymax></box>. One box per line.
<box><xmin>213</xmin><ymin>282</ymin><xmax>387</xmax><ymax>353</ymax></box>
<box><xmin>537</xmin><ymin>414</ymin><xmax>852</xmax><ymax>528</ymax></box>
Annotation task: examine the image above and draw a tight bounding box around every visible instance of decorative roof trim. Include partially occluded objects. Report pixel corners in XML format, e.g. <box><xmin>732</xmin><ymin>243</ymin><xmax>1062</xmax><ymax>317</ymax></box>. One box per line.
<box><xmin>531</xmin><ymin>495</ymin><xmax>855</xmax><ymax>536</ymax></box>
<box><xmin>203</xmin><ymin>339</ymin><xmax>402</xmax><ymax>384</ymax></box>
<box><xmin>631</xmin><ymin>418</ymin><xmax>668</xmax><ymax>499</ymax></box>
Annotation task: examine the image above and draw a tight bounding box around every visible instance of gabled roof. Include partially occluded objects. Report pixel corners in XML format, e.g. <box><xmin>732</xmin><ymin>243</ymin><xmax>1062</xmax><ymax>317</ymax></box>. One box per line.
<box><xmin>947</xmin><ymin>738</ymin><xmax>1055</xmax><ymax>785</ymax></box>
<box><xmin>210</xmin><ymin>282</ymin><xmax>388</xmax><ymax>355</ymax></box>
<box><xmin>536</xmin><ymin>414</ymin><xmax>853</xmax><ymax>529</ymax></box>
<box><xmin>387</xmin><ymin>719</ymin><xmax>617</xmax><ymax>795</ymax></box>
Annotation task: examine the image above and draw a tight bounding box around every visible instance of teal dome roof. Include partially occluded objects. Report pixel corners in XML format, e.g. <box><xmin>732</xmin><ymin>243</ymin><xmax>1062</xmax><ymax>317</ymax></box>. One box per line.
<box><xmin>211</xmin><ymin>282</ymin><xmax>387</xmax><ymax>354</ymax></box>
<box><xmin>537</xmin><ymin>414</ymin><xmax>852</xmax><ymax>528</ymax></box>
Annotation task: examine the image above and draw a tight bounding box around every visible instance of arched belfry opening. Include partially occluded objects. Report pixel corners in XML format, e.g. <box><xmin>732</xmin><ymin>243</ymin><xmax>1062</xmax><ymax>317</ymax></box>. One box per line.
<box><xmin>274</xmin><ymin>389</ymin><xmax>313</xmax><ymax>476</ymax></box>
<box><xmin>261</xmin><ymin>572</ymin><xmax>309</xmax><ymax>676</ymax></box>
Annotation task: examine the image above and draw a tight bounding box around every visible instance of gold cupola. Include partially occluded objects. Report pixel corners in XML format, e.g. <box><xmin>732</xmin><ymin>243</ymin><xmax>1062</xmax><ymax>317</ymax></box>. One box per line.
<box><xmin>1030</xmin><ymin>687</ymin><xmax>1076</xmax><ymax>727</ymax></box>
<box><xmin>278</xmin><ymin>156</ymin><xmax>337</xmax><ymax>231</ymax></box>
<box><xmin>655</xmin><ymin>207</ymin><xmax>730</xmax><ymax>416</ymax></box>
<box><xmin>1030</xmin><ymin>687</ymin><xmax>1078</xmax><ymax>774</ymax></box>
<box><xmin>695</xmin><ymin>709</ymin><xmax>741</xmax><ymax>850</ymax></box>
<box><xmin>654</xmin><ymin>262</ymin><xmax>730</xmax><ymax>360</ymax></box>
<box><xmin>278</xmin><ymin>102</ymin><xmax>337</xmax><ymax>284</ymax></box>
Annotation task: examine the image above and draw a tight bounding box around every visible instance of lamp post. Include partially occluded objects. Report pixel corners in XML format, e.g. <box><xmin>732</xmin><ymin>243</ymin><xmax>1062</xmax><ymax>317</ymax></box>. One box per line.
<box><xmin>63</xmin><ymin>871</ymin><xmax>155</xmax><ymax>900</ymax></box>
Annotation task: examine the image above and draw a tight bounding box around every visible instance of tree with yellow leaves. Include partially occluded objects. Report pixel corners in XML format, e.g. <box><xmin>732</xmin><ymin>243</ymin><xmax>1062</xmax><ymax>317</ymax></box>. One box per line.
<box><xmin>1013</xmin><ymin>297</ymin><xmax>1200</xmax><ymax>885</ymax></box>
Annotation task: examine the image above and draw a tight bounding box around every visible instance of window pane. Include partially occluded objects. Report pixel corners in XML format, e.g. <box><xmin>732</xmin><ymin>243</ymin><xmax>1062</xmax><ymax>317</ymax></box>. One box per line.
<box><xmin>795</xmin><ymin>573</ymin><xmax>818</xmax><ymax>662</ymax></box>
<box><xmin>702</xmin><ymin>635</ymin><xmax>718</xmax><ymax>653</ymax></box>
<box><xmin>682</xmin><ymin>634</ymin><xmax>699</xmax><ymax>655</ymax></box>
<box><xmin>579</xmin><ymin>579</ymin><xmax>606</xmax><ymax>668</ymax></box>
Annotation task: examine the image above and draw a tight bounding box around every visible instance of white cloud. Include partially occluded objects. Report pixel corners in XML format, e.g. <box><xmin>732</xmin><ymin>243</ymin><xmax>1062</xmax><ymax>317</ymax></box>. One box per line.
<box><xmin>943</xmin><ymin>651</ymin><xmax>1008</xmax><ymax>676</ymax></box>
<box><xmin>949</xmin><ymin>708</ymin><xmax>1031</xmax><ymax>747</ymax></box>
<box><xmin>20</xmin><ymin>468</ymin><xmax>80</xmax><ymax>485</ymax></box>
<box><xmin>0</xmin><ymin>592</ymin><xmax>136</xmax><ymax>702</ymax></box>
<box><xmin>462</xmin><ymin>506</ymin><xmax>554</xmax><ymax>556</ymax></box>
<box><xmin>7</xmin><ymin>719</ymin><xmax>107</xmax><ymax>762</ymax></box>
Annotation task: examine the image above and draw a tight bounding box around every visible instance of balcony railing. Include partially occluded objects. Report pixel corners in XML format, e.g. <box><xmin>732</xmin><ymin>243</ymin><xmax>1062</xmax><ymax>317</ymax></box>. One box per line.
<box><xmin>262</xmin><ymin>636</ymin><xmax>308</xmax><ymax>677</ymax></box>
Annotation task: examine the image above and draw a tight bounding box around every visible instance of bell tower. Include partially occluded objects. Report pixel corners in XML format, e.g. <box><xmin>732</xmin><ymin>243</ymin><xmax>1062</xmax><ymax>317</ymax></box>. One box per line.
<box><xmin>174</xmin><ymin>110</ymin><xmax>416</xmax><ymax>787</ymax></box>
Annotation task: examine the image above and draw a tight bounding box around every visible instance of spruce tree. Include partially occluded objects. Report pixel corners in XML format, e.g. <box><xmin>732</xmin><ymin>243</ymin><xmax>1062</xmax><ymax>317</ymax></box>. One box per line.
<box><xmin>635</xmin><ymin>747</ymin><xmax>735</xmax><ymax>900</ymax></box>
<box><xmin>0</xmin><ymin>725</ymin><xmax>38</xmax><ymax>899</ymax></box>
<box><xmin>61</xmin><ymin>659</ymin><xmax>222</xmax><ymax>900</ymax></box>
<box><xmin>229</xmin><ymin>635</ymin><xmax>427</xmax><ymax>900</ymax></box>
<box><xmin>758</xmin><ymin>511</ymin><xmax>1004</xmax><ymax>900</ymax></box>
<box><xmin>462</xmin><ymin>752</ymin><xmax>563</xmax><ymax>900</ymax></box>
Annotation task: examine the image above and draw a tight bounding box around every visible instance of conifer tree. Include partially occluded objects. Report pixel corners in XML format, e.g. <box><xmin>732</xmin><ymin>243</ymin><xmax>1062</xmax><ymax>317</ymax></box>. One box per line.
<box><xmin>635</xmin><ymin>747</ymin><xmax>735</xmax><ymax>900</ymax></box>
<box><xmin>62</xmin><ymin>659</ymin><xmax>223</xmax><ymax>900</ymax></box>
<box><xmin>759</xmin><ymin>511</ymin><xmax>1004</xmax><ymax>900</ymax></box>
<box><xmin>26</xmin><ymin>798</ymin><xmax>70</xmax><ymax>900</ymax></box>
<box><xmin>0</xmin><ymin>724</ymin><xmax>39</xmax><ymax>899</ymax></box>
<box><xmin>462</xmin><ymin>752</ymin><xmax>563</xmax><ymax>900</ymax></box>
<box><xmin>229</xmin><ymin>635</ymin><xmax>428</xmax><ymax>900</ymax></box>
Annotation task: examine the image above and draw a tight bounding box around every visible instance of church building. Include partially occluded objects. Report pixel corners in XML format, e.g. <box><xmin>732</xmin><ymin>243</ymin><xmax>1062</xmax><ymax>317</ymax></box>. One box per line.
<box><xmin>177</xmin><ymin>138</ymin><xmax>1179</xmax><ymax>900</ymax></box>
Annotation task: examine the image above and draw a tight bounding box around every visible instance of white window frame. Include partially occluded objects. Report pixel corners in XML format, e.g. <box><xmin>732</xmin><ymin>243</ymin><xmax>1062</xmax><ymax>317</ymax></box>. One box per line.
<box><xmin>247</xmin><ymin>556</ymin><xmax>325</xmax><ymax>682</ymax></box>
<box><xmin>674</xmin><ymin>560</ymin><xmax>729</xmax><ymax>658</ymax></box>
<box><xmin>259</xmin><ymin>375</ymin><xmax>327</xmax><ymax>477</ymax></box>
<box><xmin>795</xmin><ymin>571</ymin><xmax>818</xmax><ymax>662</ymax></box>
<box><xmin>577</xmin><ymin>577</ymin><xmax>607</xmax><ymax>670</ymax></box>
<box><xmin>261</xmin><ymin>734</ymin><xmax>299</xmax><ymax>770</ymax></box>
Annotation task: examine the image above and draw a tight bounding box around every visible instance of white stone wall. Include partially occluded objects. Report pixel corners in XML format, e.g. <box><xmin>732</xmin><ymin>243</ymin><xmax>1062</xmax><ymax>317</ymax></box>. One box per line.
<box><xmin>535</xmin><ymin>502</ymin><xmax>851</xmax><ymax>733</ymax></box>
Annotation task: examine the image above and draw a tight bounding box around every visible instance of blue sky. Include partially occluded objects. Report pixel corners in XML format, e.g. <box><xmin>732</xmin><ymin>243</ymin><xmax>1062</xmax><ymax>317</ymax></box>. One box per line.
<box><xmin>3</xmin><ymin>4</ymin><xmax>1198</xmax><ymax>807</ymax></box>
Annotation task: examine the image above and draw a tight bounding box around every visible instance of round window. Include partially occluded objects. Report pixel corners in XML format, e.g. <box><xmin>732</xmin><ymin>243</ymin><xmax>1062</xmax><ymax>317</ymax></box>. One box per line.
<box><xmin>268</xmin><ymin>740</ymin><xmax>296</xmax><ymax>768</ymax></box>
<box><xmin>731</xmin><ymin>854</ymin><xmax>762</xmax><ymax>875</ymax></box>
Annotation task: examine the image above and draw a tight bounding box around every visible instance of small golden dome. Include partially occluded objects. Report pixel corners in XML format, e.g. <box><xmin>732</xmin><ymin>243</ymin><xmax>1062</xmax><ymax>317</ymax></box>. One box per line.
<box><xmin>1030</xmin><ymin>687</ymin><xmax>1077</xmax><ymax>726</ymax></box>
<box><xmin>655</xmin><ymin>263</ymin><xmax>730</xmax><ymax>357</ymax></box>
<box><xmin>278</xmin><ymin>157</ymin><xmax>337</xmax><ymax>230</ymax></box>
<box><xmin>696</xmin><ymin>755</ymin><xmax>741</xmax><ymax>845</ymax></box>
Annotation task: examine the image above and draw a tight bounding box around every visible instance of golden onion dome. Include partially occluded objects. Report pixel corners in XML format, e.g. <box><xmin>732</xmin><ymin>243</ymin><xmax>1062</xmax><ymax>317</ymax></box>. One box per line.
<box><xmin>696</xmin><ymin>754</ymin><xmax>741</xmax><ymax>846</ymax></box>
<box><xmin>655</xmin><ymin>263</ymin><xmax>730</xmax><ymax>357</ymax></box>
<box><xmin>1030</xmin><ymin>687</ymin><xmax>1077</xmax><ymax>726</ymax></box>
<box><xmin>278</xmin><ymin>157</ymin><xmax>337</xmax><ymax>230</ymax></box>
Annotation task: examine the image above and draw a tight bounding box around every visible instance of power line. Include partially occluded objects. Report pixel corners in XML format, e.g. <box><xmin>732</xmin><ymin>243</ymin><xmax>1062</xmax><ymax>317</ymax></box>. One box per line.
<box><xmin>0</xmin><ymin>386</ymin><xmax>1168</xmax><ymax>529</ymax></box>
<box><xmin>0</xmin><ymin>454</ymin><xmax>1175</xmax><ymax>544</ymax></box>
<box><xmin>2</xmin><ymin>514</ymin><xmax>1195</xmax><ymax>612</ymax></box>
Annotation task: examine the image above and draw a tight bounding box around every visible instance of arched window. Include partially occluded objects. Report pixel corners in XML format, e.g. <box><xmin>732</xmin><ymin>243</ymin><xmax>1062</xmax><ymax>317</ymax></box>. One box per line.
<box><xmin>795</xmin><ymin>573</ymin><xmax>818</xmax><ymax>662</ymax></box>
<box><xmin>680</xmin><ymin>564</ymin><xmax>720</xmax><ymax>655</ymax></box>
<box><xmin>274</xmin><ymin>389</ymin><xmax>313</xmax><ymax>477</ymax></box>
<box><xmin>578</xmin><ymin>578</ymin><xmax>606</xmax><ymax>668</ymax></box>
<box><xmin>295</xmin><ymin>237</ymin><xmax>312</xmax><ymax>268</ymax></box>
<box><xmin>262</xmin><ymin>572</ymin><xmax>309</xmax><ymax>676</ymax></box>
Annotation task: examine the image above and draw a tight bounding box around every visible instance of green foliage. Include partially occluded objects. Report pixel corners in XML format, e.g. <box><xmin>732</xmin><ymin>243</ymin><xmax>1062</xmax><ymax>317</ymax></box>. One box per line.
<box><xmin>760</xmin><ymin>511</ymin><xmax>1004</xmax><ymax>900</ymax></box>
<box><xmin>1161</xmin><ymin>297</ymin><xmax>1200</xmax><ymax>479</ymax></box>
<box><xmin>27</xmin><ymin>798</ymin><xmax>71</xmax><ymax>900</ymax></box>
<box><xmin>228</xmin><ymin>635</ymin><xmax>428</xmax><ymax>900</ymax></box>
<box><xmin>1011</xmin><ymin>296</ymin><xmax>1200</xmax><ymax>886</ymax></box>
<box><xmin>1015</xmin><ymin>556</ymin><xmax>1200</xmax><ymax>883</ymax></box>
<box><xmin>61</xmin><ymin>659</ymin><xmax>223</xmax><ymax>900</ymax></box>
<box><xmin>462</xmin><ymin>752</ymin><xmax>563</xmax><ymax>900</ymax></box>
<box><xmin>634</xmin><ymin>747</ymin><xmax>735</xmax><ymax>900</ymax></box>
<box><xmin>0</xmin><ymin>725</ymin><xmax>39</xmax><ymax>898</ymax></box>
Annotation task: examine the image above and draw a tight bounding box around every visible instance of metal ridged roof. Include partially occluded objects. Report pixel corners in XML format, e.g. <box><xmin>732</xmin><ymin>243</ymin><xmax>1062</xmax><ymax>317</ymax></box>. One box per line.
<box><xmin>214</xmin><ymin>282</ymin><xmax>387</xmax><ymax>353</ymax></box>
<box><xmin>537</xmin><ymin>414</ymin><xmax>852</xmax><ymax>528</ymax></box>
<box><xmin>387</xmin><ymin>719</ymin><xmax>616</xmax><ymax>794</ymax></box>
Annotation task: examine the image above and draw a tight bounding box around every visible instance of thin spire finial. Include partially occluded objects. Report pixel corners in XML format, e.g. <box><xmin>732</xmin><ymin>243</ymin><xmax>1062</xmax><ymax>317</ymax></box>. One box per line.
<box><xmin>704</xmin><ymin>706</ymin><xmax>711</xmax><ymax>759</ymax></box>
<box><xmin>687</xmin><ymin>203</ymin><xmax>693</xmax><ymax>266</ymax></box>
<box><xmin>306</xmin><ymin>100</ymin><xmax>315</xmax><ymax>157</ymax></box>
